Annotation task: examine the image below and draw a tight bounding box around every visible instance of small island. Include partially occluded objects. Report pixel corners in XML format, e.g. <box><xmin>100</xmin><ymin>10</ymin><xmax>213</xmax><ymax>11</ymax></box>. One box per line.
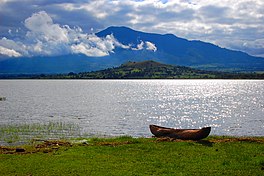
<box><xmin>0</xmin><ymin>97</ymin><xmax>6</xmax><ymax>101</ymax></box>
<box><xmin>31</xmin><ymin>60</ymin><xmax>264</xmax><ymax>79</ymax></box>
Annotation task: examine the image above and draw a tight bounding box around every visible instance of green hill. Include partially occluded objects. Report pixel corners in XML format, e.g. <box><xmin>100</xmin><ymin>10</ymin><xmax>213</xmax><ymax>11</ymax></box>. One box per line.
<box><xmin>61</xmin><ymin>60</ymin><xmax>264</xmax><ymax>79</ymax></box>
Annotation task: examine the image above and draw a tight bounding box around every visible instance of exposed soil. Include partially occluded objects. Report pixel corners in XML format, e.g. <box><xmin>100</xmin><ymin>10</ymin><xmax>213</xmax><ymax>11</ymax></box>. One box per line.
<box><xmin>0</xmin><ymin>140</ymin><xmax>72</xmax><ymax>154</ymax></box>
<box><xmin>209</xmin><ymin>137</ymin><xmax>264</xmax><ymax>143</ymax></box>
<box><xmin>155</xmin><ymin>137</ymin><xmax>264</xmax><ymax>143</ymax></box>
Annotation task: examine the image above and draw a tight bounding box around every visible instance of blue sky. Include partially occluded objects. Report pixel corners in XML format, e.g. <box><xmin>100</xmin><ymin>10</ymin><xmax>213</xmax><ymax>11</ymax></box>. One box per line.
<box><xmin>0</xmin><ymin>0</ymin><xmax>263</xmax><ymax>58</ymax></box>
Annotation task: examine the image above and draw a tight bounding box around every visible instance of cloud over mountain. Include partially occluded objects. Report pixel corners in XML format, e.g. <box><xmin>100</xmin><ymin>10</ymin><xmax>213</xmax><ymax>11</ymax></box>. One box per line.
<box><xmin>0</xmin><ymin>11</ymin><xmax>157</xmax><ymax>58</ymax></box>
<box><xmin>131</xmin><ymin>41</ymin><xmax>157</xmax><ymax>52</ymax></box>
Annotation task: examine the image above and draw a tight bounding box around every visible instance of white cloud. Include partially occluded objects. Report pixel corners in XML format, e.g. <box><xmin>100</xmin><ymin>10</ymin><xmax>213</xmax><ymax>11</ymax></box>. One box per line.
<box><xmin>0</xmin><ymin>37</ymin><xmax>28</xmax><ymax>56</ymax></box>
<box><xmin>0</xmin><ymin>11</ymin><xmax>136</xmax><ymax>57</ymax></box>
<box><xmin>132</xmin><ymin>41</ymin><xmax>144</xmax><ymax>51</ymax></box>
<box><xmin>145</xmin><ymin>41</ymin><xmax>157</xmax><ymax>52</ymax></box>
<box><xmin>131</xmin><ymin>40</ymin><xmax>158</xmax><ymax>52</ymax></box>
<box><xmin>0</xmin><ymin>11</ymin><xmax>159</xmax><ymax>58</ymax></box>
<box><xmin>70</xmin><ymin>33</ymin><xmax>126</xmax><ymax>57</ymax></box>
<box><xmin>71</xmin><ymin>42</ymin><xmax>109</xmax><ymax>57</ymax></box>
<box><xmin>25</xmin><ymin>11</ymin><xmax>69</xmax><ymax>43</ymax></box>
<box><xmin>0</xmin><ymin>45</ymin><xmax>21</xmax><ymax>57</ymax></box>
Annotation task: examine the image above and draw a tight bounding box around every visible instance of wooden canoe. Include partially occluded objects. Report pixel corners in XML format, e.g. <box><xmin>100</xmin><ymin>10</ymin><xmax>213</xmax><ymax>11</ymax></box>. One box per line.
<box><xmin>149</xmin><ymin>125</ymin><xmax>211</xmax><ymax>140</ymax></box>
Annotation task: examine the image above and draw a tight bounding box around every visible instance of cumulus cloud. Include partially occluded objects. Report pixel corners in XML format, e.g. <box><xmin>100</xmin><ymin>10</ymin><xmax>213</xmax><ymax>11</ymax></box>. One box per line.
<box><xmin>23</xmin><ymin>11</ymin><xmax>123</xmax><ymax>57</ymax></box>
<box><xmin>71</xmin><ymin>43</ymin><xmax>109</xmax><ymax>57</ymax></box>
<box><xmin>145</xmin><ymin>41</ymin><xmax>157</xmax><ymax>52</ymax></box>
<box><xmin>131</xmin><ymin>41</ymin><xmax>157</xmax><ymax>52</ymax></box>
<box><xmin>0</xmin><ymin>46</ymin><xmax>22</xmax><ymax>57</ymax></box>
<box><xmin>0</xmin><ymin>37</ymin><xmax>27</xmax><ymax>56</ymax></box>
<box><xmin>70</xmin><ymin>34</ymin><xmax>124</xmax><ymax>57</ymax></box>
<box><xmin>25</xmin><ymin>11</ymin><xmax>69</xmax><ymax>43</ymax></box>
<box><xmin>132</xmin><ymin>41</ymin><xmax>144</xmax><ymax>51</ymax></box>
<box><xmin>0</xmin><ymin>11</ymin><xmax>149</xmax><ymax>57</ymax></box>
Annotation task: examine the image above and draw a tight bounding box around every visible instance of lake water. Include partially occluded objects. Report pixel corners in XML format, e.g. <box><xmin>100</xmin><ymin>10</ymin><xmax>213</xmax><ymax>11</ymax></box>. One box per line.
<box><xmin>0</xmin><ymin>80</ymin><xmax>263</xmax><ymax>138</ymax></box>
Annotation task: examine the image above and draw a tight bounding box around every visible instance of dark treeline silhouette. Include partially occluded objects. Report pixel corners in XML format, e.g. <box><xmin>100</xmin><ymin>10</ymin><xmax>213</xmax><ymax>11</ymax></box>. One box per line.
<box><xmin>1</xmin><ymin>60</ymin><xmax>264</xmax><ymax>79</ymax></box>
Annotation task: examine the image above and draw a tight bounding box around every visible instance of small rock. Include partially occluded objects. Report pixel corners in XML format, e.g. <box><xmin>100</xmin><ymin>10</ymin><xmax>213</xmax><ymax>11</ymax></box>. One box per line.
<box><xmin>16</xmin><ymin>148</ymin><xmax>25</xmax><ymax>152</ymax></box>
<box><xmin>42</xmin><ymin>148</ymin><xmax>52</xmax><ymax>153</ymax></box>
<box><xmin>71</xmin><ymin>139</ymin><xmax>89</xmax><ymax>145</ymax></box>
<box><xmin>52</xmin><ymin>146</ymin><xmax>59</xmax><ymax>150</ymax></box>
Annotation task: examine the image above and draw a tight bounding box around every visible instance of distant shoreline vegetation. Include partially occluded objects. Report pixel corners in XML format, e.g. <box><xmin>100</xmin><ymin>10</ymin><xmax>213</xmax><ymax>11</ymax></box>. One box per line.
<box><xmin>0</xmin><ymin>61</ymin><xmax>264</xmax><ymax>79</ymax></box>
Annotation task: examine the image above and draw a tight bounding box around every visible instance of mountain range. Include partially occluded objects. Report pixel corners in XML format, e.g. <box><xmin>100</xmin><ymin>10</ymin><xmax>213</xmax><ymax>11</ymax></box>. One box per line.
<box><xmin>0</xmin><ymin>26</ymin><xmax>264</xmax><ymax>74</ymax></box>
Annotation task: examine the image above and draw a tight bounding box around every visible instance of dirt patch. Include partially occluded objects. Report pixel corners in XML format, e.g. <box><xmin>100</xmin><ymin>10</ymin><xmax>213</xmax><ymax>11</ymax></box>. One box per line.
<box><xmin>0</xmin><ymin>146</ymin><xmax>16</xmax><ymax>153</ymax></box>
<box><xmin>35</xmin><ymin>140</ymin><xmax>72</xmax><ymax>149</ymax></box>
<box><xmin>209</xmin><ymin>137</ymin><xmax>264</xmax><ymax>143</ymax></box>
<box><xmin>154</xmin><ymin>137</ymin><xmax>264</xmax><ymax>144</ymax></box>
<box><xmin>0</xmin><ymin>146</ymin><xmax>27</xmax><ymax>154</ymax></box>
<box><xmin>0</xmin><ymin>140</ymin><xmax>72</xmax><ymax>154</ymax></box>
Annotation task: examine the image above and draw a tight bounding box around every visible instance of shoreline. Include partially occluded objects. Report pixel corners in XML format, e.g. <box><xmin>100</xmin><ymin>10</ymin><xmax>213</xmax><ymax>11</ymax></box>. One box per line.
<box><xmin>1</xmin><ymin>135</ymin><xmax>264</xmax><ymax>148</ymax></box>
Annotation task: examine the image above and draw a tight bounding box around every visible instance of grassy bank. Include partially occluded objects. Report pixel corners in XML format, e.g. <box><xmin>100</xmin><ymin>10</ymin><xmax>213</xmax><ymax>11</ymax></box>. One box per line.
<box><xmin>1</xmin><ymin>136</ymin><xmax>264</xmax><ymax>175</ymax></box>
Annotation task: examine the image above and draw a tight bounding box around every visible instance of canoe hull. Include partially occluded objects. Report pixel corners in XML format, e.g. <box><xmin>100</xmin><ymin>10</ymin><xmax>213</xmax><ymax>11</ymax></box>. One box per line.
<box><xmin>149</xmin><ymin>125</ymin><xmax>211</xmax><ymax>140</ymax></box>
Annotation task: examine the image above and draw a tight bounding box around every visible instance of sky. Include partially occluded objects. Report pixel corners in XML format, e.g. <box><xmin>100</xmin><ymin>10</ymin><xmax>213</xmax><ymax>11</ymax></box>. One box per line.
<box><xmin>0</xmin><ymin>0</ymin><xmax>263</xmax><ymax>58</ymax></box>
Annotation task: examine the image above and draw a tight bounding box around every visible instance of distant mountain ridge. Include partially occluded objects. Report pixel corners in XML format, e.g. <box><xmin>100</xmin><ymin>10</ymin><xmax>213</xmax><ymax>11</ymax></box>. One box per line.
<box><xmin>97</xmin><ymin>26</ymin><xmax>264</xmax><ymax>71</ymax></box>
<box><xmin>0</xmin><ymin>26</ymin><xmax>263</xmax><ymax>74</ymax></box>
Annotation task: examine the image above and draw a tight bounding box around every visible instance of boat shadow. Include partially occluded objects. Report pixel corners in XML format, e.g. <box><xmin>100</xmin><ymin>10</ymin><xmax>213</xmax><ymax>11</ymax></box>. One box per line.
<box><xmin>196</xmin><ymin>140</ymin><xmax>214</xmax><ymax>147</ymax></box>
<box><xmin>154</xmin><ymin>137</ymin><xmax>214</xmax><ymax>147</ymax></box>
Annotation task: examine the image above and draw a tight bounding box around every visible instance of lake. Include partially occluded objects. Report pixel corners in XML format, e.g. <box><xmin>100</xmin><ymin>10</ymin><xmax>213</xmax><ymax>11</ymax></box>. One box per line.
<box><xmin>0</xmin><ymin>80</ymin><xmax>263</xmax><ymax>138</ymax></box>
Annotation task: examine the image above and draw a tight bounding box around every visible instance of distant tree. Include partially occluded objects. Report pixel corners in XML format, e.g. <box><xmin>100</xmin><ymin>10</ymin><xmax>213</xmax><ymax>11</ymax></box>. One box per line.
<box><xmin>68</xmin><ymin>72</ymin><xmax>75</xmax><ymax>76</ymax></box>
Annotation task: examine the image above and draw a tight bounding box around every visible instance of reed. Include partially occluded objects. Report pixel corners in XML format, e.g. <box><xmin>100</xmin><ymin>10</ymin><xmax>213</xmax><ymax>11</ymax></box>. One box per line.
<box><xmin>0</xmin><ymin>122</ymin><xmax>81</xmax><ymax>145</ymax></box>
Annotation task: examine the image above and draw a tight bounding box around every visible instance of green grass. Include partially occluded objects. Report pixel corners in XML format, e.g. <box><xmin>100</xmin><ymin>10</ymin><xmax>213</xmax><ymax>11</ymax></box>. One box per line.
<box><xmin>1</xmin><ymin>136</ymin><xmax>264</xmax><ymax>175</ymax></box>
